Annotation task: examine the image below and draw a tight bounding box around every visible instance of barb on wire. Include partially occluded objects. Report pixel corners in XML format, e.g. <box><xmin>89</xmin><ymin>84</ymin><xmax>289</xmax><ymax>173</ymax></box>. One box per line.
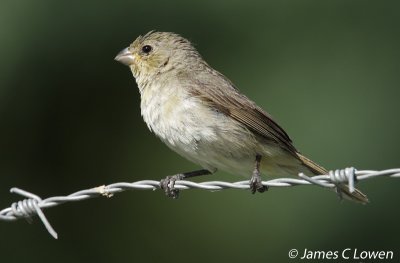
<box><xmin>0</xmin><ymin>167</ymin><xmax>399</xmax><ymax>239</ymax></box>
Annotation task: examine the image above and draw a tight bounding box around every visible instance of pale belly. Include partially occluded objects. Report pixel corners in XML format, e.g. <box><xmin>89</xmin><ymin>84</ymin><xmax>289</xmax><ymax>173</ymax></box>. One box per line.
<box><xmin>140</xmin><ymin>84</ymin><xmax>308</xmax><ymax>179</ymax></box>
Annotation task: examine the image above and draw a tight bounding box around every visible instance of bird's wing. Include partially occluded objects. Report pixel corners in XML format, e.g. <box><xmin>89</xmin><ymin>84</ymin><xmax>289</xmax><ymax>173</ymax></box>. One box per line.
<box><xmin>186</xmin><ymin>69</ymin><xmax>298</xmax><ymax>155</ymax></box>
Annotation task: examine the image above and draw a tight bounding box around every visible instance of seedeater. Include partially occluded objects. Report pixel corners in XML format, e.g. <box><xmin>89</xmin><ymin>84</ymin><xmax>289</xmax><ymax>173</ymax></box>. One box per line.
<box><xmin>115</xmin><ymin>31</ymin><xmax>368</xmax><ymax>203</ymax></box>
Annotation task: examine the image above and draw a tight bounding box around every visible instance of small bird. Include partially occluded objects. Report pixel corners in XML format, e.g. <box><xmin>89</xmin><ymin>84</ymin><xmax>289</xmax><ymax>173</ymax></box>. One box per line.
<box><xmin>115</xmin><ymin>31</ymin><xmax>368</xmax><ymax>203</ymax></box>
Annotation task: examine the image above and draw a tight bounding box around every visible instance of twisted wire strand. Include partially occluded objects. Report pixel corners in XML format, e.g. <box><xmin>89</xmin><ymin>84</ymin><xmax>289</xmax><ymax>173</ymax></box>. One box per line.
<box><xmin>0</xmin><ymin>168</ymin><xmax>399</xmax><ymax>239</ymax></box>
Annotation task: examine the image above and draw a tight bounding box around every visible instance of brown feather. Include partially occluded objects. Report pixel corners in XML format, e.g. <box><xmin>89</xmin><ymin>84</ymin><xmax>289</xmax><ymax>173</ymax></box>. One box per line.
<box><xmin>187</xmin><ymin>67</ymin><xmax>298</xmax><ymax>155</ymax></box>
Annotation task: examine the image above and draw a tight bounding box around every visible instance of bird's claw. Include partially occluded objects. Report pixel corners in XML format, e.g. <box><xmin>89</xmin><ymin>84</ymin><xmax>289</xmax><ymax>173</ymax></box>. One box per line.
<box><xmin>249</xmin><ymin>173</ymin><xmax>268</xmax><ymax>194</ymax></box>
<box><xmin>160</xmin><ymin>175</ymin><xmax>183</xmax><ymax>199</ymax></box>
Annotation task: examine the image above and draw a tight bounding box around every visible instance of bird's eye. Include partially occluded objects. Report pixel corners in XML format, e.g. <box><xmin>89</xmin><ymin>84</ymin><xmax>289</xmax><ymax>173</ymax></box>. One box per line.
<box><xmin>142</xmin><ymin>45</ymin><xmax>152</xmax><ymax>54</ymax></box>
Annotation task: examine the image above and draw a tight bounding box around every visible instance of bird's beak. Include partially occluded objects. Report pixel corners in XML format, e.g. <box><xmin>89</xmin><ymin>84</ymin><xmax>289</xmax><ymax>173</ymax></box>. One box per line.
<box><xmin>115</xmin><ymin>47</ymin><xmax>135</xmax><ymax>66</ymax></box>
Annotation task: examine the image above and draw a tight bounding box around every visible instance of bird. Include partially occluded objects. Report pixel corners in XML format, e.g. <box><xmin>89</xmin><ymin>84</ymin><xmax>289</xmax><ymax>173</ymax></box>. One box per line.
<box><xmin>115</xmin><ymin>31</ymin><xmax>368</xmax><ymax>203</ymax></box>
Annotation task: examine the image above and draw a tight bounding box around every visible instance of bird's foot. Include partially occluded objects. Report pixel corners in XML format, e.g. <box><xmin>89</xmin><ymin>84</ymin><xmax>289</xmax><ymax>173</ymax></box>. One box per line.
<box><xmin>249</xmin><ymin>172</ymin><xmax>268</xmax><ymax>194</ymax></box>
<box><xmin>160</xmin><ymin>174</ymin><xmax>184</xmax><ymax>199</ymax></box>
<box><xmin>250</xmin><ymin>154</ymin><xmax>268</xmax><ymax>194</ymax></box>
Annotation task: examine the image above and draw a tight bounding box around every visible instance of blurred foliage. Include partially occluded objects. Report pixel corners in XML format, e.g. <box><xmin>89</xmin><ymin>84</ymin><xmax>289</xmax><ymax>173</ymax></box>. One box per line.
<box><xmin>0</xmin><ymin>0</ymin><xmax>399</xmax><ymax>262</ymax></box>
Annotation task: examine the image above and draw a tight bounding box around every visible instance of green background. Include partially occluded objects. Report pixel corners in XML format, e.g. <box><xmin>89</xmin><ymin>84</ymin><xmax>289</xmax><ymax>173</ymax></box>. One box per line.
<box><xmin>1</xmin><ymin>0</ymin><xmax>399</xmax><ymax>262</ymax></box>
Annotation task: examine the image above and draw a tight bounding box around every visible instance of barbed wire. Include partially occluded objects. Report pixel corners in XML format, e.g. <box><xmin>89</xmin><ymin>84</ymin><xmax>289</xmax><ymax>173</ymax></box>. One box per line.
<box><xmin>0</xmin><ymin>167</ymin><xmax>399</xmax><ymax>239</ymax></box>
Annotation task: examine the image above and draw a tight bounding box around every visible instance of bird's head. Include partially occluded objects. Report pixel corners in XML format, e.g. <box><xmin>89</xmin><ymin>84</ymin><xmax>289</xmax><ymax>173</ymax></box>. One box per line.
<box><xmin>115</xmin><ymin>31</ymin><xmax>201</xmax><ymax>81</ymax></box>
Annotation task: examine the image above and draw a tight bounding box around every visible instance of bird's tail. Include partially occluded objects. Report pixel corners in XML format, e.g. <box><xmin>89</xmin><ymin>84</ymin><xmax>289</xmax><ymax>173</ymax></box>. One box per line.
<box><xmin>297</xmin><ymin>153</ymin><xmax>369</xmax><ymax>204</ymax></box>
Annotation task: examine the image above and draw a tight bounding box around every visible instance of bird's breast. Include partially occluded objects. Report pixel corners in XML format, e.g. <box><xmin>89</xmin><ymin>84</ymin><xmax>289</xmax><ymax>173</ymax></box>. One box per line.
<box><xmin>140</xmin><ymin>82</ymin><xmax>209</xmax><ymax>150</ymax></box>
